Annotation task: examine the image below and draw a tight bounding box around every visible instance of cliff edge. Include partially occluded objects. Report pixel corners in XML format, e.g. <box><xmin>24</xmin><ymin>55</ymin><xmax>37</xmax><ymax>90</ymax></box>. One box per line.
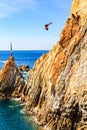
<box><xmin>25</xmin><ymin>0</ymin><xmax>87</xmax><ymax>130</ymax></box>
<box><xmin>0</xmin><ymin>56</ymin><xmax>26</xmax><ymax>99</ymax></box>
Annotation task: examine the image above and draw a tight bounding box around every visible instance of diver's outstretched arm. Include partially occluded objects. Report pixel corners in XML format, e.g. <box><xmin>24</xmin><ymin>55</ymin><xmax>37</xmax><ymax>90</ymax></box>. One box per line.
<box><xmin>48</xmin><ymin>22</ymin><xmax>53</xmax><ymax>25</ymax></box>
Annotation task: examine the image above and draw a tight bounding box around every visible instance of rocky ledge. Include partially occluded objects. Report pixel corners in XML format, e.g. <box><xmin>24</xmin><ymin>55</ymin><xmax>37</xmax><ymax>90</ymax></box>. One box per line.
<box><xmin>25</xmin><ymin>0</ymin><xmax>87</xmax><ymax>130</ymax></box>
<box><xmin>0</xmin><ymin>0</ymin><xmax>87</xmax><ymax>130</ymax></box>
<box><xmin>0</xmin><ymin>56</ymin><xmax>27</xmax><ymax>99</ymax></box>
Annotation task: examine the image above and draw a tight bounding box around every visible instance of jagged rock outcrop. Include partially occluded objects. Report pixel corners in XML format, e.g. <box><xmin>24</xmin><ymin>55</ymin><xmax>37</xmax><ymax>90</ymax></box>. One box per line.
<box><xmin>25</xmin><ymin>0</ymin><xmax>87</xmax><ymax>130</ymax></box>
<box><xmin>0</xmin><ymin>56</ymin><xmax>26</xmax><ymax>99</ymax></box>
<box><xmin>18</xmin><ymin>65</ymin><xmax>30</xmax><ymax>72</ymax></box>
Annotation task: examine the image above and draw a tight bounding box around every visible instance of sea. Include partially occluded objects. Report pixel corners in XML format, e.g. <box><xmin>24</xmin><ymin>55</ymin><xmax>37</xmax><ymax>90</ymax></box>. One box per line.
<box><xmin>0</xmin><ymin>50</ymin><xmax>48</xmax><ymax>130</ymax></box>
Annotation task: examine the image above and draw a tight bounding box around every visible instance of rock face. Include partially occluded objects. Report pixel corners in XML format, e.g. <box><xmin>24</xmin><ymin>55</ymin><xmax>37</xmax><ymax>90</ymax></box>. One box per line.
<box><xmin>0</xmin><ymin>56</ymin><xmax>26</xmax><ymax>99</ymax></box>
<box><xmin>25</xmin><ymin>0</ymin><xmax>87</xmax><ymax>130</ymax></box>
<box><xmin>18</xmin><ymin>65</ymin><xmax>30</xmax><ymax>72</ymax></box>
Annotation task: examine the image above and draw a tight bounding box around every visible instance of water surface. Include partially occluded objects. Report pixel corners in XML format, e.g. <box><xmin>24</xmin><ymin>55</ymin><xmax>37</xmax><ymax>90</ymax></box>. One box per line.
<box><xmin>0</xmin><ymin>99</ymin><xmax>38</xmax><ymax>130</ymax></box>
<box><xmin>0</xmin><ymin>50</ymin><xmax>48</xmax><ymax>130</ymax></box>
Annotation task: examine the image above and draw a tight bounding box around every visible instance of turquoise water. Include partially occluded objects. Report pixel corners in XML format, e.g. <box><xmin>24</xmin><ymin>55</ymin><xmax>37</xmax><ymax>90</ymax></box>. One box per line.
<box><xmin>0</xmin><ymin>50</ymin><xmax>49</xmax><ymax>130</ymax></box>
<box><xmin>0</xmin><ymin>99</ymin><xmax>38</xmax><ymax>130</ymax></box>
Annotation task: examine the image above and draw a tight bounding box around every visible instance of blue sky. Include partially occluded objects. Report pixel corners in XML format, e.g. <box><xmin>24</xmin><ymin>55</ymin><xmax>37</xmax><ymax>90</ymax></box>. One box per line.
<box><xmin>0</xmin><ymin>0</ymin><xmax>72</xmax><ymax>50</ymax></box>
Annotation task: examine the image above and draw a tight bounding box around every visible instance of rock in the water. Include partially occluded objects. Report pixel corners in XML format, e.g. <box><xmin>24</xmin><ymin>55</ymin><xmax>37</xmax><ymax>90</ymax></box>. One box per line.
<box><xmin>0</xmin><ymin>56</ymin><xmax>26</xmax><ymax>99</ymax></box>
<box><xmin>18</xmin><ymin>65</ymin><xmax>30</xmax><ymax>72</ymax></box>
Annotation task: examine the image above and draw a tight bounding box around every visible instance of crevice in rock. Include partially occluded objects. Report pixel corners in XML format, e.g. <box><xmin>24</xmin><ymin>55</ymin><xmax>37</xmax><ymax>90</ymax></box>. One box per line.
<box><xmin>71</xmin><ymin>103</ymin><xmax>82</xmax><ymax>130</ymax></box>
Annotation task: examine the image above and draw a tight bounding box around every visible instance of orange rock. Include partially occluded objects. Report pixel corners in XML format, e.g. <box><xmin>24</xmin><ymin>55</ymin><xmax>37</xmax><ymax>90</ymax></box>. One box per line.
<box><xmin>25</xmin><ymin>0</ymin><xmax>87</xmax><ymax>129</ymax></box>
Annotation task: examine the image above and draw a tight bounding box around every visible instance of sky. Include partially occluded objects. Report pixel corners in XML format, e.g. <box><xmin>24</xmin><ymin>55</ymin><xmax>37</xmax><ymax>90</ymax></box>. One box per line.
<box><xmin>0</xmin><ymin>0</ymin><xmax>72</xmax><ymax>50</ymax></box>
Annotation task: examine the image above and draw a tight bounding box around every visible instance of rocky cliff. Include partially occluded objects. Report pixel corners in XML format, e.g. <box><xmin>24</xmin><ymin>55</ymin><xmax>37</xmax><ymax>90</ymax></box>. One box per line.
<box><xmin>0</xmin><ymin>56</ymin><xmax>26</xmax><ymax>99</ymax></box>
<box><xmin>25</xmin><ymin>0</ymin><xmax>87</xmax><ymax>130</ymax></box>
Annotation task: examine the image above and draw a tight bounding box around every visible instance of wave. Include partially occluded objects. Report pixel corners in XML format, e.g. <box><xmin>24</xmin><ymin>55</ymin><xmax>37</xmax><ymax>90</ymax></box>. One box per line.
<box><xmin>14</xmin><ymin>97</ymin><xmax>21</xmax><ymax>101</ymax></box>
<box><xmin>20</xmin><ymin>109</ymin><xmax>25</xmax><ymax>114</ymax></box>
<box><xmin>9</xmin><ymin>105</ymin><xmax>14</xmax><ymax>108</ymax></box>
<box><xmin>9</xmin><ymin>103</ymin><xmax>25</xmax><ymax>108</ymax></box>
<box><xmin>20</xmin><ymin>109</ymin><xmax>29</xmax><ymax>116</ymax></box>
<box><xmin>0</xmin><ymin>60</ymin><xmax>6</xmax><ymax>63</ymax></box>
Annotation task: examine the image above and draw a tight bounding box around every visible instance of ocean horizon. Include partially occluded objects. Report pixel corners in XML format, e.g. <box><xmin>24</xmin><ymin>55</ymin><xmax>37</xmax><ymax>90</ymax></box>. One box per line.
<box><xmin>0</xmin><ymin>50</ymin><xmax>49</xmax><ymax>69</ymax></box>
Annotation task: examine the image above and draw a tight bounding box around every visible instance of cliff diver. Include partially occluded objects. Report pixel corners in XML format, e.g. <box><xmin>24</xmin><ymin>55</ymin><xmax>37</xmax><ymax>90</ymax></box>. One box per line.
<box><xmin>44</xmin><ymin>22</ymin><xmax>53</xmax><ymax>30</ymax></box>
